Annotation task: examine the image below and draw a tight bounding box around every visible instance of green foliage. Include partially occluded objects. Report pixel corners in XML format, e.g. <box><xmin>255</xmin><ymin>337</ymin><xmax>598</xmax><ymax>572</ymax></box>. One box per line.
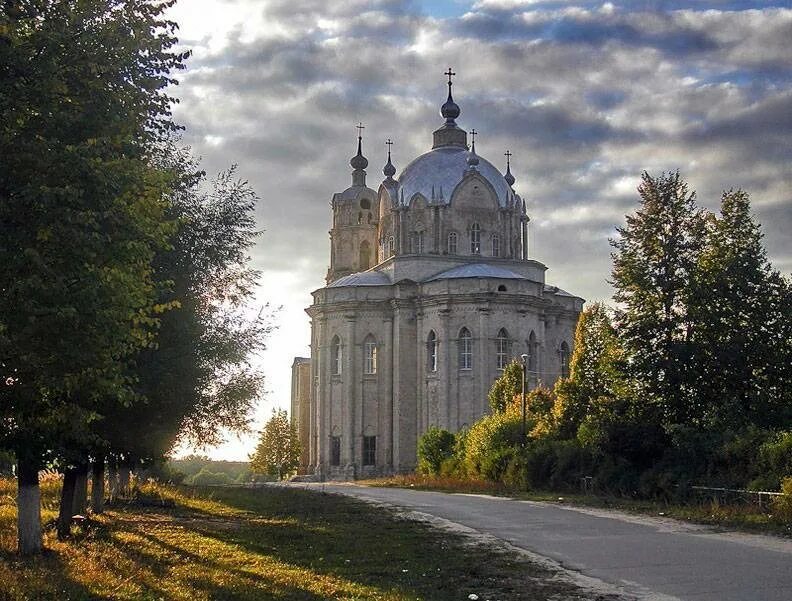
<box><xmin>417</xmin><ymin>427</ymin><xmax>456</xmax><ymax>475</ymax></box>
<box><xmin>553</xmin><ymin>304</ymin><xmax>625</xmax><ymax>438</ymax></box>
<box><xmin>488</xmin><ymin>360</ymin><xmax>523</xmax><ymax>413</ymax></box>
<box><xmin>250</xmin><ymin>410</ymin><xmax>301</xmax><ymax>480</ymax></box>
<box><xmin>188</xmin><ymin>468</ymin><xmax>234</xmax><ymax>486</ymax></box>
<box><xmin>462</xmin><ymin>405</ymin><xmax>523</xmax><ymax>479</ymax></box>
<box><xmin>771</xmin><ymin>477</ymin><xmax>792</xmax><ymax>522</ymax></box>
<box><xmin>753</xmin><ymin>432</ymin><xmax>792</xmax><ymax>491</ymax></box>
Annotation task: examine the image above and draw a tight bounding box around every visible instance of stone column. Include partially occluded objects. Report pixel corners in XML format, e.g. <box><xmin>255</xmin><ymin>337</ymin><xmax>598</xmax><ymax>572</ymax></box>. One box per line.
<box><xmin>416</xmin><ymin>308</ymin><xmax>424</xmax><ymax>435</ymax></box>
<box><xmin>382</xmin><ymin>314</ymin><xmax>394</xmax><ymax>472</ymax></box>
<box><xmin>309</xmin><ymin>318</ymin><xmax>320</xmax><ymax>469</ymax></box>
<box><xmin>477</xmin><ymin>306</ymin><xmax>491</xmax><ymax>416</ymax></box>
<box><xmin>521</xmin><ymin>216</ymin><xmax>529</xmax><ymax>260</ymax></box>
<box><xmin>440</xmin><ymin>308</ymin><xmax>452</xmax><ymax>431</ymax></box>
<box><xmin>343</xmin><ymin>315</ymin><xmax>357</xmax><ymax>473</ymax></box>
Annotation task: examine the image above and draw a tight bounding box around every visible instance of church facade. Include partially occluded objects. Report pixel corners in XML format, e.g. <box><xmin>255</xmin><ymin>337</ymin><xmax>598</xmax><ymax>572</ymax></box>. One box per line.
<box><xmin>297</xmin><ymin>74</ymin><xmax>583</xmax><ymax>479</ymax></box>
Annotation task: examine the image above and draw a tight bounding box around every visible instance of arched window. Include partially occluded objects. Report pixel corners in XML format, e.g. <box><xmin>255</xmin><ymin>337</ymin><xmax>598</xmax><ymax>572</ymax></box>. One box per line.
<box><xmin>470</xmin><ymin>223</ymin><xmax>481</xmax><ymax>254</ymax></box>
<box><xmin>447</xmin><ymin>231</ymin><xmax>458</xmax><ymax>254</ymax></box>
<box><xmin>496</xmin><ymin>328</ymin><xmax>510</xmax><ymax>370</ymax></box>
<box><xmin>367</xmin><ymin>212</ymin><xmax>372</xmax><ymax>223</ymax></box>
<box><xmin>560</xmin><ymin>341</ymin><xmax>570</xmax><ymax>378</ymax></box>
<box><xmin>412</xmin><ymin>231</ymin><xmax>424</xmax><ymax>254</ymax></box>
<box><xmin>360</xmin><ymin>198</ymin><xmax>371</xmax><ymax>210</ymax></box>
<box><xmin>458</xmin><ymin>328</ymin><xmax>472</xmax><ymax>371</ymax></box>
<box><xmin>492</xmin><ymin>234</ymin><xmax>500</xmax><ymax>258</ymax></box>
<box><xmin>364</xmin><ymin>335</ymin><xmax>378</xmax><ymax>375</ymax></box>
<box><xmin>388</xmin><ymin>236</ymin><xmax>395</xmax><ymax>256</ymax></box>
<box><xmin>527</xmin><ymin>331</ymin><xmax>538</xmax><ymax>377</ymax></box>
<box><xmin>427</xmin><ymin>330</ymin><xmax>438</xmax><ymax>373</ymax></box>
<box><xmin>357</xmin><ymin>212</ymin><xmax>363</xmax><ymax>224</ymax></box>
<box><xmin>359</xmin><ymin>240</ymin><xmax>371</xmax><ymax>270</ymax></box>
<box><xmin>331</xmin><ymin>335</ymin><xmax>342</xmax><ymax>376</ymax></box>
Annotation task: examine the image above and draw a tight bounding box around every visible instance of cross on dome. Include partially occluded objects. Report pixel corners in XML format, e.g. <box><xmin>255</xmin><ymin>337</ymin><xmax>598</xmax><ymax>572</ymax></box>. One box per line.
<box><xmin>504</xmin><ymin>150</ymin><xmax>515</xmax><ymax>186</ymax></box>
<box><xmin>383</xmin><ymin>138</ymin><xmax>396</xmax><ymax>179</ymax></box>
<box><xmin>441</xmin><ymin>67</ymin><xmax>460</xmax><ymax>124</ymax></box>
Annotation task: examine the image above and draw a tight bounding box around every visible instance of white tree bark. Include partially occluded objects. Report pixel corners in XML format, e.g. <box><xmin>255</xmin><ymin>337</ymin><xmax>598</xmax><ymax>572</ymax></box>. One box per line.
<box><xmin>17</xmin><ymin>475</ymin><xmax>42</xmax><ymax>554</ymax></box>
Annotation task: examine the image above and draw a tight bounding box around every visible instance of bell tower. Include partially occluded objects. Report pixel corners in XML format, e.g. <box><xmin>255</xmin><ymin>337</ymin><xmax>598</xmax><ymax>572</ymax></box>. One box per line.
<box><xmin>326</xmin><ymin>124</ymin><xmax>379</xmax><ymax>284</ymax></box>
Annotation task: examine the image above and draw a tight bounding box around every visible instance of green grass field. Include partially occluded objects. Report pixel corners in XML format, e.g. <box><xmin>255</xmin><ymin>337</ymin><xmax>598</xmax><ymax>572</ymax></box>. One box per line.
<box><xmin>0</xmin><ymin>477</ymin><xmax>612</xmax><ymax>600</ymax></box>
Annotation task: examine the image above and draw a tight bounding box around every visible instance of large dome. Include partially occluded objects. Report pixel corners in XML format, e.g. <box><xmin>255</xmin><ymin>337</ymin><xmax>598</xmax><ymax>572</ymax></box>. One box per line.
<box><xmin>397</xmin><ymin>145</ymin><xmax>515</xmax><ymax>208</ymax></box>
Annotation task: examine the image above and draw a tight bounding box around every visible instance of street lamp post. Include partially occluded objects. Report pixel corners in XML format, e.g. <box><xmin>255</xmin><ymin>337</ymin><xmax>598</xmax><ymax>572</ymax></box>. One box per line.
<box><xmin>520</xmin><ymin>353</ymin><xmax>528</xmax><ymax>445</ymax></box>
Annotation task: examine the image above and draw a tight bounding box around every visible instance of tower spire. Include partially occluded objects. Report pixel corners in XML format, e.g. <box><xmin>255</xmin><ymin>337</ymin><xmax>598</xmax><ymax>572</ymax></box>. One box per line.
<box><xmin>504</xmin><ymin>149</ymin><xmax>515</xmax><ymax>186</ymax></box>
<box><xmin>383</xmin><ymin>138</ymin><xmax>396</xmax><ymax>181</ymax></box>
<box><xmin>350</xmin><ymin>122</ymin><xmax>368</xmax><ymax>186</ymax></box>
<box><xmin>440</xmin><ymin>67</ymin><xmax>460</xmax><ymax>124</ymax></box>
<box><xmin>467</xmin><ymin>128</ymin><xmax>480</xmax><ymax>169</ymax></box>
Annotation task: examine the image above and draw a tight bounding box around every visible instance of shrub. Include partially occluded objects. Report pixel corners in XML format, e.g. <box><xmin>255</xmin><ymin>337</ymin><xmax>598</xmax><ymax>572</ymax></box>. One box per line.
<box><xmin>771</xmin><ymin>477</ymin><xmax>792</xmax><ymax>521</ymax></box>
<box><xmin>417</xmin><ymin>427</ymin><xmax>456</xmax><ymax>475</ymax></box>
<box><xmin>463</xmin><ymin>409</ymin><xmax>523</xmax><ymax>479</ymax></box>
<box><xmin>755</xmin><ymin>432</ymin><xmax>792</xmax><ymax>491</ymax></box>
<box><xmin>189</xmin><ymin>468</ymin><xmax>233</xmax><ymax>486</ymax></box>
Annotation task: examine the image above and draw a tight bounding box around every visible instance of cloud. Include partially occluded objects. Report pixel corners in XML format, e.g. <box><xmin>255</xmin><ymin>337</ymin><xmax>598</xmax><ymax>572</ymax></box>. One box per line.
<box><xmin>167</xmin><ymin>0</ymin><xmax>792</xmax><ymax>459</ymax></box>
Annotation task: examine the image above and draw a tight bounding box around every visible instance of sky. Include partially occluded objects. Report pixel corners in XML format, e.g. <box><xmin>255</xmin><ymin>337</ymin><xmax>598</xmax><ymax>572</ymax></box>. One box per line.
<box><xmin>166</xmin><ymin>0</ymin><xmax>792</xmax><ymax>461</ymax></box>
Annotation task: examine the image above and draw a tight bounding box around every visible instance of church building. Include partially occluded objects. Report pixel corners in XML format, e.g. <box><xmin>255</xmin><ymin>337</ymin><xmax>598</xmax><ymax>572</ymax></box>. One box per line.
<box><xmin>294</xmin><ymin>71</ymin><xmax>583</xmax><ymax>479</ymax></box>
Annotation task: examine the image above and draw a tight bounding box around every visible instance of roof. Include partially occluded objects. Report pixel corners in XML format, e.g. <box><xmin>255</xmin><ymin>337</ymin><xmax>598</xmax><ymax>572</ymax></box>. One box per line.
<box><xmin>428</xmin><ymin>263</ymin><xmax>527</xmax><ymax>281</ymax></box>
<box><xmin>397</xmin><ymin>146</ymin><xmax>514</xmax><ymax>208</ymax></box>
<box><xmin>328</xmin><ymin>271</ymin><xmax>392</xmax><ymax>288</ymax></box>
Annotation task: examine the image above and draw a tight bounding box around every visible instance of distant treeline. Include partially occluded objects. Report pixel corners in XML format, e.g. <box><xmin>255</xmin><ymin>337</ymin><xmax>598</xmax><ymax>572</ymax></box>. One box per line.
<box><xmin>165</xmin><ymin>455</ymin><xmax>273</xmax><ymax>485</ymax></box>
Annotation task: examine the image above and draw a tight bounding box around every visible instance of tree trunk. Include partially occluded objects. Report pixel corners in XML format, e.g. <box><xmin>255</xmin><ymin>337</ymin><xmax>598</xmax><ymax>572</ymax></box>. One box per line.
<box><xmin>91</xmin><ymin>458</ymin><xmax>105</xmax><ymax>514</ymax></box>
<box><xmin>57</xmin><ymin>468</ymin><xmax>78</xmax><ymax>540</ymax></box>
<box><xmin>72</xmin><ymin>465</ymin><xmax>89</xmax><ymax>516</ymax></box>
<box><xmin>118</xmin><ymin>464</ymin><xmax>131</xmax><ymax>496</ymax></box>
<box><xmin>16</xmin><ymin>456</ymin><xmax>42</xmax><ymax>555</ymax></box>
<box><xmin>108</xmin><ymin>461</ymin><xmax>119</xmax><ymax>502</ymax></box>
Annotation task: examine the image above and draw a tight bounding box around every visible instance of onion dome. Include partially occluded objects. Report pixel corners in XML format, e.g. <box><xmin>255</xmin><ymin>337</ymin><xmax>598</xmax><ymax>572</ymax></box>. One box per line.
<box><xmin>441</xmin><ymin>67</ymin><xmax>461</xmax><ymax>124</ymax></box>
<box><xmin>350</xmin><ymin>123</ymin><xmax>368</xmax><ymax>186</ymax></box>
<box><xmin>504</xmin><ymin>150</ymin><xmax>515</xmax><ymax>187</ymax></box>
<box><xmin>383</xmin><ymin>139</ymin><xmax>396</xmax><ymax>180</ymax></box>
<box><xmin>467</xmin><ymin>128</ymin><xmax>480</xmax><ymax>169</ymax></box>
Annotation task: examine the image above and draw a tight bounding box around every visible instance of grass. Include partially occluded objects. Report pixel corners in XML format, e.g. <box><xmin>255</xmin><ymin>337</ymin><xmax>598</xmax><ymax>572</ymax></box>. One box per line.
<box><xmin>0</xmin><ymin>477</ymin><xmax>618</xmax><ymax>600</ymax></box>
<box><xmin>367</xmin><ymin>474</ymin><xmax>792</xmax><ymax>537</ymax></box>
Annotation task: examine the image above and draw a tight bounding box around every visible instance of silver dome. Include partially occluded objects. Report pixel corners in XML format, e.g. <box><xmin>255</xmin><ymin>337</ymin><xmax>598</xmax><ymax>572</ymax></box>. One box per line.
<box><xmin>397</xmin><ymin>146</ymin><xmax>514</xmax><ymax>208</ymax></box>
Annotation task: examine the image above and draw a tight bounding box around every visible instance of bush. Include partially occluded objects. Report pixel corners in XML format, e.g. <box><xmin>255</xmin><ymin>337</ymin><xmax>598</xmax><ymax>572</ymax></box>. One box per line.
<box><xmin>755</xmin><ymin>432</ymin><xmax>792</xmax><ymax>491</ymax></box>
<box><xmin>463</xmin><ymin>409</ymin><xmax>523</xmax><ymax>479</ymax></box>
<box><xmin>417</xmin><ymin>427</ymin><xmax>456</xmax><ymax>475</ymax></box>
<box><xmin>771</xmin><ymin>477</ymin><xmax>792</xmax><ymax>521</ymax></box>
<box><xmin>188</xmin><ymin>468</ymin><xmax>233</xmax><ymax>486</ymax></box>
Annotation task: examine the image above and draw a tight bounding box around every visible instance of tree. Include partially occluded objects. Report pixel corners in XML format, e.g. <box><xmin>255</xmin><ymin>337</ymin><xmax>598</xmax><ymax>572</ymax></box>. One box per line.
<box><xmin>553</xmin><ymin>304</ymin><xmax>626</xmax><ymax>438</ymax></box>
<box><xmin>488</xmin><ymin>361</ymin><xmax>523</xmax><ymax>413</ymax></box>
<box><xmin>0</xmin><ymin>0</ymin><xmax>187</xmax><ymax>553</ymax></box>
<box><xmin>250</xmin><ymin>410</ymin><xmax>300</xmax><ymax>481</ymax></box>
<box><xmin>610</xmin><ymin>171</ymin><xmax>706</xmax><ymax>426</ymax></box>
<box><xmin>417</xmin><ymin>427</ymin><xmax>455</xmax><ymax>475</ymax></box>
<box><xmin>688</xmin><ymin>190</ymin><xmax>792</xmax><ymax>430</ymax></box>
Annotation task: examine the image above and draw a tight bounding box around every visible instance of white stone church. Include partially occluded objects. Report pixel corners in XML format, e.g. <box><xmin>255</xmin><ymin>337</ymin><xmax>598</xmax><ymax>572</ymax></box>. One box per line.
<box><xmin>292</xmin><ymin>72</ymin><xmax>583</xmax><ymax>479</ymax></box>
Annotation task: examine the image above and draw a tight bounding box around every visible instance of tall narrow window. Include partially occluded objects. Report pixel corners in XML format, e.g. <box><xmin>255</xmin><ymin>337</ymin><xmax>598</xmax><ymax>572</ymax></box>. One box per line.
<box><xmin>331</xmin><ymin>335</ymin><xmax>342</xmax><ymax>376</ymax></box>
<box><xmin>496</xmin><ymin>328</ymin><xmax>510</xmax><ymax>370</ymax></box>
<box><xmin>364</xmin><ymin>335</ymin><xmax>377</xmax><ymax>375</ymax></box>
<box><xmin>492</xmin><ymin>234</ymin><xmax>500</xmax><ymax>258</ymax></box>
<box><xmin>363</xmin><ymin>436</ymin><xmax>376</xmax><ymax>466</ymax></box>
<box><xmin>388</xmin><ymin>236</ymin><xmax>395</xmax><ymax>257</ymax></box>
<box><xmin>359</xmin><ymin>240</ymin><xmax>371</xmax><ymax>270</ymax></box>
<box><xmin>427</xmin><ymin>330</ymin><xmax>438</xmax><ymax>373</ymax></box>
<box><xmin>412</xmin><ymin>231</ymin><xmax>424</xmax><ymax>254</ymax></box>
<box><xmin>459</xmin><ymin>328</ymin><xmax>473</xmax><ymax>371</ymax></box>
<box><xmin>330</xmin><ymin>436</ymin><xmax>341</xmax><ymax>466</ymax></box>
<box><xmin>527</xmin><ymin>331</ymin><xmax>538</xmax><ymax>377</ymax></box>
<box><xmin>447</xmin><ymin>231</ymin><xmax>458</xmax><ymax>254</ymax></box>
<box><xmin>560</xmin><ymin>341</ymin><xmax>570</xmax><ymax>378</ymax></box>
<box><xmin>470</xmin><ymin>223</ymin><xmax>481</xmax><ymax>254</ymax></box>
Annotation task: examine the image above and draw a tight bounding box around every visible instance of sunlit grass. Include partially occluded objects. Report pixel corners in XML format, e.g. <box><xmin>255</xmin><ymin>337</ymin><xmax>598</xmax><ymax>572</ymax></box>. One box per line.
<box><xmin>0</xmin><ymin>478</ymin><xmax>598</xmax><ymax>600</ymax></box>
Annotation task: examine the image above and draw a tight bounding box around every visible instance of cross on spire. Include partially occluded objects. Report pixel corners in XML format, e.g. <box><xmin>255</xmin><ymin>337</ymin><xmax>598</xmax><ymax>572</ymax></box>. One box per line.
<box><xmin>385</xmin><ymin>138</ymin><xmax>393</xmax><ymax>151</ymax></box>
<box><xmin>504</xmin><ymin>149</ymin><xmax>512</xmax><ymax>166</ymax></box>
<box><xmin>356</xmin><ymin>122</ymin><xmax>365</xmax><ymax>138</ymax></box>
<box><xmin>445</xmin><ymin>67</ymin><xmax>455</xmax><ymax>87</ymax></box>
<box><xmin>470</xmin><ymin>128</ymin><xmax>477</xmax><ymax>149</ymax></box>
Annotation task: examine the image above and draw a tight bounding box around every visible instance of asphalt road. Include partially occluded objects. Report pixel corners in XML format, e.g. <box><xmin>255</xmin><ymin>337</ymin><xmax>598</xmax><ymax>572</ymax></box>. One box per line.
<box><xmin>300</xmin><ymin>483</ymin><xmax>792</xmax><ymax>601</ymax></box>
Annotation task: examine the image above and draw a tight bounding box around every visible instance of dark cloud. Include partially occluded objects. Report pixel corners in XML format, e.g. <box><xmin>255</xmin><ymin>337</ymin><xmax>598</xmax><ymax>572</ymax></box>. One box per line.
<box><xmin>168</xmin><ymin>1</ymin><xmax>792</xmax><ymax>457</ymax></box>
